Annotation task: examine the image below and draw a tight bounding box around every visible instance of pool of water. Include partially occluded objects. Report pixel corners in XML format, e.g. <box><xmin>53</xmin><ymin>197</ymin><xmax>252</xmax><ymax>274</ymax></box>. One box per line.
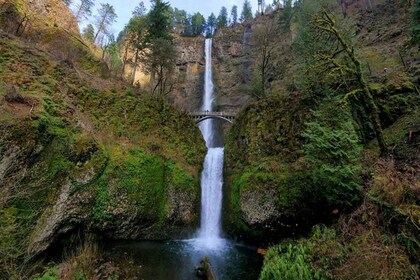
<box><xmin>104</xmin><ymin>239</ymin><xmax>263</xmax><ymax>280</ymax></box>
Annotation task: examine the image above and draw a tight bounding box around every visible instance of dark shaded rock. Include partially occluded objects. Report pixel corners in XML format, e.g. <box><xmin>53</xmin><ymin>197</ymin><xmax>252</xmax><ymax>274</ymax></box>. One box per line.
<box><xmin>4</xmin><ymin>84</ymin><xmax>24</xmax><ymax>103</ymax></box>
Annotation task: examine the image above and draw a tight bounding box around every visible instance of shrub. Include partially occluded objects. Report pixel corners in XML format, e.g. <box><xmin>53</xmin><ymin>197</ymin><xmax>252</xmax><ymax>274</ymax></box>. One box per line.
<box><xmin>303</xmin><ymin>104</ymin><xmax>362</xmax><ymax>208</ymax></box>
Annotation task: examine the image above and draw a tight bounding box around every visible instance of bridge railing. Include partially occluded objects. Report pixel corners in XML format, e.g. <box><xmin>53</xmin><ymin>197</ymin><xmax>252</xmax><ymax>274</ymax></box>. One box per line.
<box><xmin>190</xmin><ymin>111</ymin><xmax>237</xmax><ymax>117</ymax></box>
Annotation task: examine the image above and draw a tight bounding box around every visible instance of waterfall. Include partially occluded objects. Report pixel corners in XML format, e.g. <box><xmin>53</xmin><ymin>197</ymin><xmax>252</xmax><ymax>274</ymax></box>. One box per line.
<box><xmin>196</xmin><ymin>38</ymin><xmax>226</xmax><ymax>250</ymax></box>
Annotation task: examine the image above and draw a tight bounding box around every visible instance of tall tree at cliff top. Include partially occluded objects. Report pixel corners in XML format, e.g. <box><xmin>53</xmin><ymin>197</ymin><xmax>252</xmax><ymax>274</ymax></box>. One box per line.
<box><xmin>231</xmin><ymin>5</ymin><xmax>238</xmax><ymax>24</ymax></box>
<box><xmin>294</xmin><ymin>0</ymin><xmax>387</xmax><ymax>155</ymax></box>
<box><xmin>94</xmin><ymin>3</ymin><xmax>117</xmax><ymax>42</ymax></box>
<box><xmin>146</xmin><ymin>0</ymin><xmax>172</xmax><ymax>41</ymax></box>
<box><xmin>190</xmin><ymin>12</ymin><xmax>206</xmax><ymax>36</ymax></box>
<box><xmin>217</xmin><ymin>6</ymin><xmax>228</xmax><ymax>28</ymax></box>
<box><xmin>206</xmin><ymin>13</ymin><xmax>217</xmax><ymax>36</ymax></box>
<box><xmin>74</xmin><ymin>0</ymin><xmax>95</xmax><ymax>22</ymax></box>
<box><xmin>241</xmin><ymin>0</ymin><xmax>253</xmax><ymax>21</ymax></box>
<box><xmin>125</xmin><ymin>2</ymin><xmax>148</xmax><ymax>83</ymax></box>
<box><xmin>144</xmin><ymin>0</ymin><xmax>177</xmax><ymax>95</ymax></box>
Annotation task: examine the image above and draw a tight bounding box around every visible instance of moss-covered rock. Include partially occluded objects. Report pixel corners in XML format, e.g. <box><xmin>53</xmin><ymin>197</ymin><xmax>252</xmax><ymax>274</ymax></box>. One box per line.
<box><xmin>0</xmin><ymin>29</ymin><xmax>206</xmax><ymax>266</ymax></box>
<box><xmin>223</xmin><ymin>95</ymin><xmax>322</xmax><ymax>241</ymax></box>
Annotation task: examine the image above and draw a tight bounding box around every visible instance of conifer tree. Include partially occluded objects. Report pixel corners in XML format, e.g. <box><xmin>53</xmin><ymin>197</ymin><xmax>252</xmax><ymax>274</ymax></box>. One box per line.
<box><xmin>94</xmin><ymin>3</ymin><xmax>117</xmax><ymax>42</ymax></box>
<box><xmin>241</xmin><ymin>0</ymin><xmax>253</xmax><ymax>21</ymax></box>
<box><xmin>82</xmin><ymin>24</ymin><xmax>95</xmax><ymax>42</ymax></box>
<box><xmin>217</xmin><ymin>6</ymin><xmax>228</xmax><ymax>28</ymax></box>
<box><xmin>74</xmin><ymin>0</ymin><xmax>95</xmax><ymax>22</ymax></box>
<box><xmin>231</xmin><ymin>5</ymin><xmax>238</xmax><ymax>24</ymax></box>
<box><xmin>411</xmin><ymin>0</ymin><xmax>420</xmax><ymax>43</ymax></box>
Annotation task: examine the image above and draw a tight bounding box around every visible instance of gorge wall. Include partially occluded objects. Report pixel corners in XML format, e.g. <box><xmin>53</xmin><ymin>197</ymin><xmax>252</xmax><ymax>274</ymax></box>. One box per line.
<box><xmin>0</xmin><ymin>0</ymin><xmax>206</xmax><ymax>260</ymax></box>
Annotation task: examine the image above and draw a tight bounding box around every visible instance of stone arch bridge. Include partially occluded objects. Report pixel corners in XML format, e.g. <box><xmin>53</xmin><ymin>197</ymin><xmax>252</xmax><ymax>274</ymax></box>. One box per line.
<box><xmin>190</xmin><ymin>111</ymin><xmax>237</xmax><ymax>124</ymax></box>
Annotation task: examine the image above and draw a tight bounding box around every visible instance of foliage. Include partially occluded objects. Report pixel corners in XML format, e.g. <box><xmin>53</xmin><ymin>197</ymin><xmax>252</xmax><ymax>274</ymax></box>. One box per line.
<box><xmin>250</xmin><ymin>16</ymin><xmax>280</xmax><ymax>99</ymax></box>
<box><xmin>74</xmin><ymin>0</ymin><xmax>94</xmax><ymax>22</ymax></box>
<box><xmin>217</xmin><ymin>7</ymin><xmax>228</xmax><ymax>28</ymax></box>
<box><xmin>34</xmin><ymin>266</ymin><xmax>58</xmax><ymax>280</ymax></box>
<box><xmin>411</xmin><ymin>0</ymin><xmax>420</xmax><ymax>43</ymax></box>
<box><xmin>143</xmin><ymin>38</ymin><xmax>177</xmax><ymax>95</ymax></box>
<box><xmin>94</xmin><ymin>3</ymin><xmax>117</xmax><ymax>43</ymax></box>
<box><xmin>186</xmin><ymin>12</ymin><xmax>206</xmax><ymax>36</ymax></box>
<box><xmin>293</xmin><ymin>0</ymin><xmax>387</xmax><ymax>155</ymax></box>
<box><xmin>82</xmin><ymin>24</ymin><xmax>95</xmax><ymax>42</ymax></box>
<box><xmin>0</xmin><ymin>33</ymin><xmax>205</xmax><ymax>277</ymax></box>
<box><xmin>146</xmin><ymin>0</ymin><xmax>172</xmax><ymax>42</ymax></box>
<box><xmin>231</xmin><ymin>5</ymin><xmax>238</xmax><ymax>24</ymax></box>
<box><xmin>241</xmin><ymin>0</ymin><xmax>253</xmax><ymax>21</ymax></box>
<box><xmin>303</xmin><ymin>104</ymin><xmax>362</xmax><ymax>208</ymax></box>
<box><xmin>206</xmin><ymin>13</ymin><xmax>217</xmax><ymax>37</ymax></box>
<box><xmin>278</xmin><ymin>0</ymin><xmax>293</xmax><ymax>31</ymax></box>
<box><xmin>260</xmin><ymin>227</ymin><xmax>334</xmax><ymax>280</ymax></box>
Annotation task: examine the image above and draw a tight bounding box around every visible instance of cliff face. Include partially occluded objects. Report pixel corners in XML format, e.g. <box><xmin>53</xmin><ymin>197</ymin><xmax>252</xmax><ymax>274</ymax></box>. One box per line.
<box><xmin>170</xmin><ymin>36</ymin><xmax>205</xmax><ymax>111</ymax></box>
<box><xmin>212</xmin><ymin>23</ymin><xmax>252</xmax><ymax>112</ymax></box>
<box><xmin>123</xmin><ymin>35</ymin><xmax>205</xmax><ymax>111</ymax></box>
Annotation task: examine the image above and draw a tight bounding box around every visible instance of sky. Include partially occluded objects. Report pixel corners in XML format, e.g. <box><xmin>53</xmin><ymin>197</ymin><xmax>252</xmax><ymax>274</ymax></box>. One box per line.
<box><xmin>77</xmin><ymin>0</ymin><xmax>259</xmax><ymax>35</ymax></box>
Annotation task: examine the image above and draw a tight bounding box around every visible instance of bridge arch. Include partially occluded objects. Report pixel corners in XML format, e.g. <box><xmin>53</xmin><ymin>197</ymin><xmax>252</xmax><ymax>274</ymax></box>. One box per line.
<box><xmin>190</xmin><ymin>111</ymin><xmax>236</xmax><ymax>124</ymax></box>
<box><xmin>194</xmin><ymin>115</ymin><xmax>234</xmax><ymax>124</ymax></box>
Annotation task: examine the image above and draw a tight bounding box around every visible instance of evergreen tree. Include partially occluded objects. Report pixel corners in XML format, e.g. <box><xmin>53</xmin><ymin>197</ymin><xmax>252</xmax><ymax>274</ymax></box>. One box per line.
<box><xmin>241</xmin><ymin>0</ymin><xmax>253</xmax><ymax>21</ymax></box>
<box><xmin>94</xmin><ymin>3</ymin><xmax>117</xmax><ymax>42</ymax></box>
<box><xmin>206</xmin><ymin>13</ymin><xmax>217</xmax><ymax>36</ymax></box>
<box><xmin>303</xmin><ymin>104</ymin><xmax>362</xmax><ymax>208</ymax></box>
<box><xmin>125</xmin><ymin>2</ymin><xmax>148</xmax><ymax>83</ymax></box>
<box><xmin>411</xmin><ymin>0</ymin><xmax>420</xmax><ymax>43</ymax></box>
<box><xmin>146</xmin><ymin>0</ymin><xmax>172</xmax><ymax>41</ymax></box>
<box><xmin>74</xmin><ymin>0</ymin><xmax>95</xmax><ymax>22</ymax></box>
<box><xmin>132</xmin><ymin>1</ymin><xmax>146</xmax><ymax>18</ymax></box>
<box><xmin>82</xmin><ymin>23</ymin><xmax>95</xmax><ymax>42</ymax></box>
<box><xmin>62</xmin><ymin>0</ymin><xmax>72</xmax><ymax>6</ymax></box>
<box><xmin>191</xmin><ymin>12</ymin><xmax>206</xmax><ymax>36</ymax></box>
<box><xmin>173</xmin><ymin>8</ymin><xmax>188</xmax><ymax>32</ymax></box>
<box><xmin>144</xmin><ymin>0</ymin><xmax>177</xmax><ymax>94</ymax></box>
<box><xmin>278</xmin><ymin>0</ymin><xmax>293</xmax><ymax>31</ymax></box>
<box><xmin>217</xmin><ymin>6</ymin><xmax>228</xmax><ymax>28</ymax></box>
<box><xmin>231</xmin><ymin>5</ymin><xmax>238</xmax><ymax>24</ymax></box>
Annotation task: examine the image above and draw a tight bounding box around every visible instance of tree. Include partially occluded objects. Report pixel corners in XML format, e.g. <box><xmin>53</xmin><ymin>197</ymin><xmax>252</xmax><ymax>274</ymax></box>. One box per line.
<box><xmin>82</xmin><ymin>24</ymin><xmax>95</xmax><ymax>42</ymax></box>
<box><xmin>144</xmin><ymin>0</ymin><xmax>177</xmax><ymax>95</ymax></box>
<box><xmin>303</xmin><ymin>104</ymin><xmax>362</xmax><ymax>208</ymax></box>
<box><xmin>144</xmin><ymin>38</ymin><xmax>177</xmax><ymax>95</ymax></box>
<box><xmin>132</xmin><ymin>1</ymin><xmax>146</xmax><ymax>18</ymax></box>
<box><xmin>411</xmin><ymin>0</ymin><xmax>420</xmax><ymax>43</ymax></box>
<box><xmin>217</xmin><ymin>6</ymin><xmax>228</xmax><ymax>28</ymax></box>
<box><xmin>241</xmin><ymin>0</ymin><xmax>253</xmax><ymax>21</ymax></box>
<box><xmin>94</xmin><ymin>3</ymin><xmax>117</xmax><ymax>42</ymax></box>
<box><xmin>146</xmin><ymin>0</ymin><xmax>172</xmax><ymax>42</ymax></box>
<box><xmin>294</xmin><ymin>0</ymin><xmax>387</xmax><ymax>155</ymax></box>
<box><xmin>191</xmin><ymin>12</ymin><xmax>206</xmax><ymax>36</ymax></box>
<box><xmin>74</xmin><ymin>0</ymin><xmax>95</xmax><ymax>22</ymax></box>
<box><xmin>125</xmin><ymin>3</ymin><xmax>148</xmax><ymax>83</ymax></box>
<box><xmin>278</xmin><ymin>0</ymin><xmax>293</xmax><ymax>32</ymax></box>
<box><xmin>251</xmin><ymin>17</ymin><xmax>280</xmax><ymax>99</ymax></box>
<box><xmin>231</xmin><ymin>5</ymin><xmax>238</xmax><ymax>24</ymax></box>
<box><xmin>173</xmin><ymin>8</ymin><xmax>188</xmax><ymax>33</ymax></box>
<box><xmin>206</xmin><ymin>13</ymin><xmax>217</xmax><ymax>36</ymax></box>
<box><xmin>61</xmin><ymin>0</ymin><xmax>72</xmax><ymax>6</ymax></box>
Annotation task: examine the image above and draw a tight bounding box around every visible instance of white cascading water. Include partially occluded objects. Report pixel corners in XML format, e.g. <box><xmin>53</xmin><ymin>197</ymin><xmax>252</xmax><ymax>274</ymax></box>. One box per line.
<box><xmin>195</xmin><ymin>38</ymin><xmax>226</xmax><ymax>251</ymax></box>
